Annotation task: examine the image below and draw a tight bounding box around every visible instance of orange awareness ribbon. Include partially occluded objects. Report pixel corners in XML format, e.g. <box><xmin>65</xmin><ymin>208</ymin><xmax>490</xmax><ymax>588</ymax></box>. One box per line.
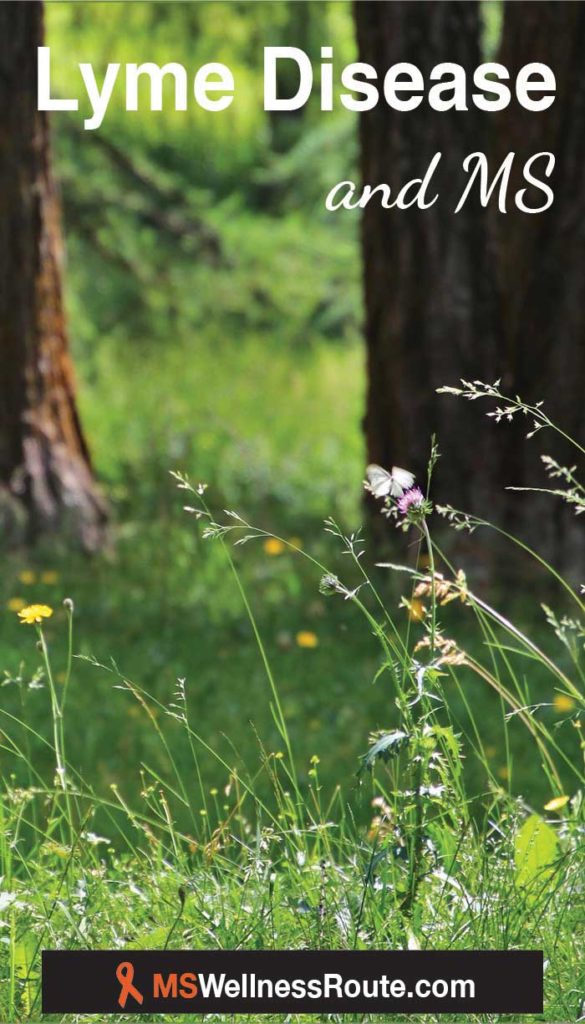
<box><xmin>116</xmin><ymin>961</ymin><xmax>144</xmax><ymax>1008</ymax></box>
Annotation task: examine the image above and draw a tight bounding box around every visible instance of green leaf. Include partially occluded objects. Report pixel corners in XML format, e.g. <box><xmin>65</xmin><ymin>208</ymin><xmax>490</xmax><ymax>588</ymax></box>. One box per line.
<box><xmin>13</xmin><ymin>935</ymin><xmax>38</xmax><ymax>1016</ymax></box>
<box><xmin>514</xmin><ymin>814</ymin><xmax>559</xmax><ymax>892</ymax></box>
<box><xmin>128</xmin><ymin>926</ymin><xmax>170</xmax><ymax>949</ymax></box>
<box><xmin>358</xmin><ymin>730</ymin><xmax>410</xmax><ymax>776</ymax></box>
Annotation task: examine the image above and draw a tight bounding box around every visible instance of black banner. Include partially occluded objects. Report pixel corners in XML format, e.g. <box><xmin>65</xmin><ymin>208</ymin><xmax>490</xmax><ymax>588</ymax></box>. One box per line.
<box><xmin>42</xmin><ymin>948</ymin><xmax>543</xmax><ymax>1014</ymax></box>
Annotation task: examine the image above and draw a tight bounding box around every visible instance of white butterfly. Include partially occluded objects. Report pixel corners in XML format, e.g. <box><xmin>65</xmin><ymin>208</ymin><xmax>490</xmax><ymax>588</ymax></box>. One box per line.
<box><xmin>365</xmin><ymin>464</ymin><xmax>415</xmax><ymax>499</ymax></box>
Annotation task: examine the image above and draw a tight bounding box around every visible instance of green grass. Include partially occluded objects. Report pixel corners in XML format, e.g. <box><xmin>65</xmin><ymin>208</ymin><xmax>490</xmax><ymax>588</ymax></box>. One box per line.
<box><xmin>1</xmin><ymin>383</ymin><xmax>583</xmax><ymax>1020</ymax></box>
<box><xmin>1</xmin><ymin>495</ymin><xmax>583</xmax><ymax>1021</ymax></box>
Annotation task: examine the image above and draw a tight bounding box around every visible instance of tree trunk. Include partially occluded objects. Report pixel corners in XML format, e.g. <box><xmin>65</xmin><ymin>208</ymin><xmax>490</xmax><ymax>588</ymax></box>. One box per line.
<box><xmin>355</xmin><ymin>1</ymin><xmax>500</xmax><ymax>527</ymax></box>
<box><xmin>0</xmin><ymin>1</ymin><xmax>107</xmax><ymax>550</ymax></box>
<box><xmin>356</xmin><ymin>0</ymin><xmax>585</xmax><ymax>575</ymax></box>
<box><xmin>493</xmin><ymin>0</ymin><xmax>585</xmax><ymax>572</ymax></box>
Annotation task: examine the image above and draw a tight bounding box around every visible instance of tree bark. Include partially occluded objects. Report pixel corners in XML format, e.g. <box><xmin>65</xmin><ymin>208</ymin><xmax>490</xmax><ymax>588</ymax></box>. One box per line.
<box><xmin>493</xmin><ymin>1</ymin><xmax>585</xmax><ymax>571</ymax></box>
<box><xmin>355</xmin><ymin>1</ymin><xmax>500</xmax><ymax>524</ymax></box>
<box><xmin>356</xmin><ymin>0</ymin><xmax>585</xmax><ymax>574</ymax></box>
<box><xmin>0</xmin><ymin>1</ymin><xmax>107</xmax><ymax>550</ymax></box>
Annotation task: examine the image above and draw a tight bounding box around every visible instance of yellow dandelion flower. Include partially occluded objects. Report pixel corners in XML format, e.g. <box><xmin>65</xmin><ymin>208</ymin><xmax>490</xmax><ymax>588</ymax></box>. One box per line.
<box><xmin>41</xmin><ymin>570</ymin><xmax>59</xmax><ymax>585</ymax></box>
<box><xmin>263</xmin><ymin>537</ymin><xmax>285</xmax><ymax>556</ymax></box>
<box><xmin>544</xmin><ymin>795</ymin><xmax>570</xmax><ymax>812</ymax></box>
<box><xmin>497</xmin><ymin>765</ymin><xmax>509</xmax><ymax>781</ymax></box>
<box><xmin>553</xmin><ymin>693</ymin><xmax>576</xmax><ymax>714</ymax></box>
<box><xmin>484</xmin><ymin>745</ymin><xmax>497</xmax><ymax>759</ymax></box>
<box><xmin>17</xmin><ymin>604</ymin><xmax>53</xmax><ymax>625</ymax></box>
<box><xmin>296</xmin><ymin>630</ymin><xmax>318</xmax><ymax>649</ymax></box>
<box><xmin>19</xmin><ymin>570</ymin><xmax>36</xmax><ymax>585</ymax></box>
<box><xmin>7</xmin><ymin>597</ymin><xmax>26</xmax><ymax>612</ymax></box>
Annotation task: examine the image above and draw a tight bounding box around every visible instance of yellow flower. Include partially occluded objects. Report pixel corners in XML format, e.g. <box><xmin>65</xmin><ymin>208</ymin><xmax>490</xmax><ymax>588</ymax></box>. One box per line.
<box><xmin>17</xmin><ymin>604</ymin><xmax>53</xmax><ymax>625</ymax></box>
<box><xmin>288</xmin><ymin>537</ymin><xmax>303</xmax><ymax>550</ymax></box>
<box><xmin>7</xmin><ymin>597</ymin><xmax>26</xmax><ymax>612</ymax></box>
<box><xmin>553</xmin><ymin>693</ymin><xmax>576</xmax><ymax>714</ymax></box>
<box><xmin>41</xmin><ymin>570</ymin><xmax>59</xmax><ymax>585</ymax></box>
<box><xmin>296</xmin><ymin>630</ymin><xmax>318</xmax><ymax>649</ymax></box>
<box><xmin>19</xmin><ymin>570</ymin><xmax>36</xmax><ymax>585</ymax></box>
<box><xmin>263</xmin><ymin>537</ymin><xmax>285</xmax><ymax>556</ymax></box>
<box><xmin>497</xmin><ymin>765</ymin><xmax>509</xmax><ymax>781</ymax></box>
<box><xmin>544</xmin><ymin>795</ymin><xmax>570</xmax><ymax>812</ymax></box>
<box><xmin>408</xmin><ymin>598</ymin><xmax>426</xmax><ymax>622</ymax></box>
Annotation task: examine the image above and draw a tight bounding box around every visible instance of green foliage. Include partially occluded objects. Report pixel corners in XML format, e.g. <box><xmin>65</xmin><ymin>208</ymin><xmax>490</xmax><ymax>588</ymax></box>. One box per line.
<box><xmin>514</xmin><ymin>813</ymin><xmax>559</xmax><ymax>891</ymax></box>
<box><xmin>359</xmin><ymin>729</ymin><xmax>410</xmax><ymax>773</ymax></box>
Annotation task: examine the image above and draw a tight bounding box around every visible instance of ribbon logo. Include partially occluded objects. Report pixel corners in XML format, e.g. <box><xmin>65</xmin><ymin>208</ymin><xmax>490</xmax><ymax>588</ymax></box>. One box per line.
<box><xmin>116</xmin><ymin>961</ymin><xmax>144</xmax><ymax>1008</ymax></box>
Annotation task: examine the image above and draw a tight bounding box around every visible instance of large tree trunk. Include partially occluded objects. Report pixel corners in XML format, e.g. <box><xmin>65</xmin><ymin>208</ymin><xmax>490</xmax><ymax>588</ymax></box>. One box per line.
<box><xmin>0</xmin><ymin>1</ymin><xmax>107</xmax><ymax>550</ymax></box>
<box><xmin>356</xmin><ymin>0</ymin><xmax>585</xmax><ymax>574</ymax></box>
<box><xmin>493</xmin><ymin>1</ymin><xmax>585</xmax><ymax>572</ymax></box>
<box><xmin>355</xmin><ymin>1</ymin><xmax>500</xmax><ymax>527</ymax></box>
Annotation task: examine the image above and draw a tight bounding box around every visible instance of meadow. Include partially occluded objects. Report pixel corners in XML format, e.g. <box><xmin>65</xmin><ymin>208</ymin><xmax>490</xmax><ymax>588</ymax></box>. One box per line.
<box><xmin>1</xmin><ymin>4</ymin><xmax>583</xmax><ymax>1021</ymax></box>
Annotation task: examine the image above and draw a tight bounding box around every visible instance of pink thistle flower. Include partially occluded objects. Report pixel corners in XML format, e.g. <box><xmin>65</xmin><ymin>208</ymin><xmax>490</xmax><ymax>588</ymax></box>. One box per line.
<box><xmin>397</xmin><ymin>486</ymin><xmax>425</xmax><ymax>516</ymax></box>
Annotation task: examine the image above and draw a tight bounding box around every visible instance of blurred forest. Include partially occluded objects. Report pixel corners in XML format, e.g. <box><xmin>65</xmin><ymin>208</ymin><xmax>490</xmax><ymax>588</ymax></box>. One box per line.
<box><xmin>0</xmin><ymin>2</ymin><xmax>581</xmax><ymax>816</ymax></box>
<box><xmin>44</xmin><ymin>0</ymin><xmax>364</xmax><ymax>519</ymax></box>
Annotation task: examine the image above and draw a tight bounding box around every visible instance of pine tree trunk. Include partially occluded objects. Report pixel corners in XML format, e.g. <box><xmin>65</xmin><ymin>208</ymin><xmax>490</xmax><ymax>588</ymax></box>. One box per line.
<box><xmin>0</xmin><ymin>1</ymin><xmax>107</xmax><ymax>550</ymax></box>
<box><xmin>355</xmin><ymin>1</ymin><xmax>500</xmax><ymax>525</ymax></box>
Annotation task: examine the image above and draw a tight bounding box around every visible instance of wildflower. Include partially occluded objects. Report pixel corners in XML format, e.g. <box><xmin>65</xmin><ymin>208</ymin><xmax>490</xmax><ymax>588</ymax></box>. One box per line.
<box><xmin>288</xmin><ymin>537</ymin><xmax>303</xmax><ymax>549</ymax></box>
<box><xmin>296</xmin><ymin>630</ymin><xmax>318</xmax><ymax>649</ymax></box>
<box><xmin>397</xmin><ymin>486</ymin><xmax>425</xmax><ymax>516</ymax></box>
<box><xmin>6</xmin><ymin>597</ymin><xmax>26</xmax><ymax>612</ymax></box>
<box><xmin>321</xmin><ymin>572</ymin><xmax>343</xmax><ymax>596</ymax></box>
<box><xmin>319</xmin><ymin>573</ymin><xmax>361</xmax><ymax>601</ymax></box>
<box><xmin>553</xmin><ymin>693</ymin><xmax>576</xmax><ymax>714</ymax></box>
<box><xmin>17</xmin><ymin>604</ymin><xmax>53</xmax><ymax>625</ymax></box>
<box><xmin>310</xmin><ymin>755</ymin><xmax>320</xmax><ymax>765</ymax></box>
<box><xmin>544</xmin><ymin>795</ymin><xmax>570</xmax><ymax>812</ymax></box>
<box><xmin>497</xmin><ymin>765</ymin><xmax>509</xmax><ymax>781</ymax></box>
<box><xmin>19</xmin><ymin>570</ymin><xmax>36</xmax><ymax>585</ymax></box>
<box><xmin>41</xmin><ymin>570</ymin><xmax>59</xmax><ymax>585</ymax></box>
<box><xmin>405</xmin><ymin>597</ymin><xmax>425</xmax><ymax>622</ymax></box>
<box><xmin>263</xmin><ymin>537</ymin><xmax>285</xmax><ymax>556</ymax></box>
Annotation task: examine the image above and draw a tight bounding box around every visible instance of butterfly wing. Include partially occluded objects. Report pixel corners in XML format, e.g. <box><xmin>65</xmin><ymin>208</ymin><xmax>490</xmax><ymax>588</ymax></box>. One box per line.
<box><xmin>390</xmin><ymin>466</ymin><xmax>416</xmax><ymax>497</ymax></box>
<box><xmin>365</xmin><ymin>464</ymin><xmax>393</xmax><ymax>498</ymax></box>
